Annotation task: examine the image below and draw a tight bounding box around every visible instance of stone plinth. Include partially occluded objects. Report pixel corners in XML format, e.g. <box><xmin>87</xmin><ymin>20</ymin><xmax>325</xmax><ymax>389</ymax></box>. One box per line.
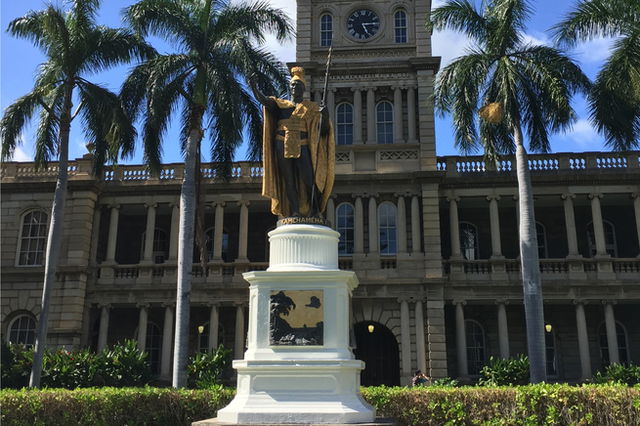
<box><xmin>214</xmin><ymin>224</ymin><xmax>375</xmax><ymax>424</ymax></box>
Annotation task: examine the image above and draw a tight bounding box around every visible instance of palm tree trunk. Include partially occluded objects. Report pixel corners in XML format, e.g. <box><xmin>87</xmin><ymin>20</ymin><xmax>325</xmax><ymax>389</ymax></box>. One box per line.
<box><xmin>172</xmin><ymin>108</ymin><xmax>204</xmax><ymax>388</ymax></box>
<box><xmin>513</xmin><ymin>125</ymin><xmax>547</xmax><ymax>384</ymax></box>
<box><xmin>29</xmin><ymin>84</ymin><xmax>73</xmax><ymax>388</ymax></box>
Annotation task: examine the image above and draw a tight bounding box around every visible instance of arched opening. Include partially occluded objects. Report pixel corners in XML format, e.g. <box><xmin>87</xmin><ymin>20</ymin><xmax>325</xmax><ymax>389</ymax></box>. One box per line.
<box><xmin>353</xmin><ymin>321</ymin><xmax>400</xmax><ymax>386</ymax></box>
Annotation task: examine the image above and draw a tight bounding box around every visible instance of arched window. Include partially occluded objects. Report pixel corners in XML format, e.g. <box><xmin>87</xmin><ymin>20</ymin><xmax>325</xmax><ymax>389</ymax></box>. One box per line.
<box><xmin>145</xmin><ymin>322</ymin><xmax>162</xmax><ymax>373</ymax></box>
<box><xmin>459</xmin><ymin>222</ymin><xmax>479</xmax><ymax>260</ymax></box>
<box><xmin>336</xmin><ymin>203</ymin><xmax>355</xmax><ymax>255</ymax></box>
<box><xmin>7</xmin><ymin>313</ymin><xmax>37</xmax><ymax>347</ymax></box>
<box><xmin>599</xmin><ymin>321</ymin><xmax>629</xmax><ymax>366</ymax></box>
<box><xmin>545</xmin><ymin>326</ymin><xmax>557</xmax><ymax>375</ymax></box>
<box><xmin>17</xmin><ymin>210</ymin><xmax>48</xmax><ymax>266</ymax></box>
<box><xmin>465</xmin><ymin>319</ymin><xmax>485</xmax><ymax>375</ymax></box>
<box><xmin>140</xmin><ymin>228</ymin><xmax>169</xmax><ymax>263</ymax></box>
<box><xmin>336</xmin><ymin>103</ymin><xmax>354</xmax><ymax>145</ymax></box>
<box><xmin>320</xmin><ymin>14</ymin><xmax>333</xmax><ymax>46</ymax></box>
<box><xmin>536</xmin><ymin>222</ymin><xmax>548</xmax><ymax>259</ymax></box>
<box><xmin>379</xmin><ymin>202</ymin><xmax>397</xmax><ymax>255</ymax></box>
<box><xmin>394</xmin><ymin>10</ymin><xmax>408</xmax><ymax>43</ymax></box>
<box><xmin>587</xmin><ymin>220</ymin><xmax>618</xmax><ymax>257</ymax></box>
<box><xmin>376</xmin><ymin>101</ymin><xmax>394</xmax><ymax>144</ymax></box>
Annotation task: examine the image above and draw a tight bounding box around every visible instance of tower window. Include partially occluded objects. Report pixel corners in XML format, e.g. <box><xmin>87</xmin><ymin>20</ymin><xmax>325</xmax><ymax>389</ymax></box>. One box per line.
<box><xmin>394</xmin><ymin>10</ymin><xmax>408</xmax><ymax>43</ymax></box>
<box><xmin>320</xmin><ymin>14</ymin><xmax>333</xmax><ymax>47</ymax></box>
<box><xmin>336</xmin><ymin>103</ymin><xmax>354</xmax><ymax>145</ymax></box>
<box><xmin>376</xmin><ymin>101</ymin><xmax>393</xmax><ymax>144</ymax></box>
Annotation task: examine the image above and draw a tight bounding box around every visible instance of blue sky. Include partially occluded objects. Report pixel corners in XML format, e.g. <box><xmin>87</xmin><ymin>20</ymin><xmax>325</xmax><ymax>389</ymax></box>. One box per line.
<box><xmin>1</xmin><ymin>0</ymin><xmax>614</xmax><ymax>164</ymax></box>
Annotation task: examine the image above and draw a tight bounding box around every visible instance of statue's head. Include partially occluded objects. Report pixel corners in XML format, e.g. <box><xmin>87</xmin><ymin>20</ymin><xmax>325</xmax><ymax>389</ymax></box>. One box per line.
<box><xmin>289</xmin><ymin>67</ymin><xmax>306</xmax><ymax>99</ymax></box>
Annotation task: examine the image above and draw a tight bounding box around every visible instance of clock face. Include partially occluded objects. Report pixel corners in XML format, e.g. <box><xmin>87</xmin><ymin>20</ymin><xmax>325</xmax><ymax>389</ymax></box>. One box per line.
<box><xmin>347</xmin><ymin>9</ymin><xmax>380</xmax><ymax>40</ymax></box>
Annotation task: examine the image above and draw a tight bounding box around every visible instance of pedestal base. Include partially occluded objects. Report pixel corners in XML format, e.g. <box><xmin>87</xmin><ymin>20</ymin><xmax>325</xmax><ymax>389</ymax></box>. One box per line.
<box><xmin>216</xmin><ymin>359</ymin><xmax>374</xmax><ymax>424</ymax></box>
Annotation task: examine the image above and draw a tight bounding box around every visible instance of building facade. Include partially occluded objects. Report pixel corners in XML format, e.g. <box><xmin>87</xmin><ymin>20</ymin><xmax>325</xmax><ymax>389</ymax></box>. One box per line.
<box><xmin>2</xmin><ymin>0</ymin><xmax>639</xmax><ymax>385</ymax></box>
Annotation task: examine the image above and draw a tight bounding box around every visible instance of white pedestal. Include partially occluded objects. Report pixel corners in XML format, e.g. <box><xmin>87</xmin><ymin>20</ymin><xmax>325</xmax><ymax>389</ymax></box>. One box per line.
<box><xmin>216</xmin><ymin>225</ymin><xmax>375</xmax><ymax>424</ymax></box>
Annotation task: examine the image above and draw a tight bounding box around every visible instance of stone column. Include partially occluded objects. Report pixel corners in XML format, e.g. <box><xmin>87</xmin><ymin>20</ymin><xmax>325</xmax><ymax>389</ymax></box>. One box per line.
<box><xmin>137</xmin><ymin>304</ymin><xmax>149</xmax><ymax>351</ymax></box>
<box><xmin>399</xmin><ymin>299</ymin><xmax>412</xmax><ymax>381</ymax></box>
<box><xmin>234</xmin><ymin>304</ymin><xmax>245</xmax><ymax>359</ymax></box>
<box><xmin>368</xmin><ymin>195</ymin><xmax>378</xmax><ymax>253</ymax></box>
<box><xmin>97</xmin><ymin>304</ymin><xmax>110</xmax><ymax>352</ymax></box>
<box><xmin>366</xmin><ymin>87</ymin><xmax>376</xmax><ymax>144</ymax></box>
<box><xmin>415</xmin><ymin>300</ymin><xmax>427</xmax><ymax>373</ymax></box>
<box><xmin>396</xmin><ymin>195</ymin><xmax>407</xmax><ymax>254</ymax></box>
<box><xmin>574</xmin><ymin>301</ymin><xmax>592</xmax><ymax>380</ymax></box>
<box><xmin>487</xmin><ymin>195</ymin><xmax>503</xmax><ymax>257</ymax></box>
<box><xmin>393</xmin><ymin>86</ymin><xmax>403</xmax><ymax>143</ymax></box>
<box><xmin>208</xmin><ymin>304</ymin><xmax>219</xmax><ymax>352</ymax></box>
<box><xmin>160</xmin><ymin>304</ymin><xmax>174</xmax><ymax>378</ymax></box>
<box><xmin>143</xmin><ymin>203</ymin><xmax>157</xmax><ymax>263</ymax></box>
<box><xmin>352</xmin><ymin>88</ymin><xmax>363</xmax><ymax>144</ymax></box>
<box><xmin>633</xmin><ymin>193</ymin><xmax>640</xmax><ymax>256</ymax></box>
<box><xmin>448</xmin><ymin>197</ymin><xmax>462</xmax><ymax>258</ymax></box>
<box><xmin>169</xmin><ymin>202</ymin><xmax>179</xmax><ymax>261</ymax></box>
<box><xmin>603</xmin><ymin>301</ymin><xmax>620</xmax><ymax>364</ymax></box>
<box><xmin>411</xmin><ymin>195</ymin><xmax>421</xmax><ymax>254</ymax></box>
<box><xmin>589</xmin><ymin>194</ymin><xmax>607</xmax><ymax>256</ymax></box>
<box><xmin>497</xmin><ymin>301</ymin><xmax>510</xmax><ymax>359</ymax></box>
<box><xmin>105</xmin><ymin>205</ymin><xmax>120</xmax><ymax>262</ymax></box>
<box><xmin>327</xmin><ymin>88</ymin><xmax>336</xmax><ymax>123</ymax></box>
<box><xmin>326</xmin><ymin>197</ymin><xmax>335</xmax><ymax>229</ymax></box>
<box><xmin>213</xmin><ymin>202</ymin><xmax>225</xmax><ymax>260</ymax></box>
<box><xmin>237</xmin><ymin>201</ymin><xmax>249</xmax><ymax>261</ymax></box>
<box><xmin>562</xmin><ymin>194</ymin><xmax>580</xmax><ymax>256</ymax></box>
<box><xmin>407</xmin><ymin>86</ymin><xmax>417</xmax><ymax>143</ymax></box>
<box><xmin>89</xmin><ymin>207</ymin><xmax>102</xmax><ymax>264</ymax></box>
<box><xmin>455</xmin><ymin>301</ymin><xmax>468</xmax><ymax>378</ymax></box>
<box><xmin>354</xmin><ymin>195</ymin><xmax>364</xmax><ymax>254</ymax></box>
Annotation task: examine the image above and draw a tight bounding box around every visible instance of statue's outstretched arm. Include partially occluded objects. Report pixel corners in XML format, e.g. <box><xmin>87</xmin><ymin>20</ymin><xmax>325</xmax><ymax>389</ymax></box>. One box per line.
<box><xmin>249</xmin><ymin>75</ymin><xmax>277</xmax><ymax>110</ymax></box>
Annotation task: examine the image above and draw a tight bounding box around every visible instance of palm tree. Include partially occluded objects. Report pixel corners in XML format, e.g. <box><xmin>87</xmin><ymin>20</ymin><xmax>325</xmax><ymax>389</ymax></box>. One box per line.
<box><xmin>0</xmin><ymin>0</ymin><xmax>153</xmax><ymax>388</ymax></box>
<box><xmin>553</xmin><ymin>0</ymin><xmax>640</xmax><ymax>149</ymax></box>
<box><xmin>122</xmin><ymin>0</ymin><xmax>292</xmax><ymax>388</ymax></box>
<box><xmin>429</xmin><ymin>0</ymin><xmax>590</xmax><ymax>383</ymax></box>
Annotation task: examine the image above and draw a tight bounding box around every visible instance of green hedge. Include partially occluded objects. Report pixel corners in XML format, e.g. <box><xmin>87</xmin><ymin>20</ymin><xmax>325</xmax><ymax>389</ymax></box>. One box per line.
<box><xmin>0</xmin><ymin>387</ymin><xmax>234</xmax><ymax>426</ymax></box>
<box><xmin>1</xmin><ymin>384</ymin><xmax>639</xmax><ymax>426</ymax></box>
<box><xmin>362</xmin><ymin>384</ymin><xmax>640</xmax><ymax>425</ymax></box>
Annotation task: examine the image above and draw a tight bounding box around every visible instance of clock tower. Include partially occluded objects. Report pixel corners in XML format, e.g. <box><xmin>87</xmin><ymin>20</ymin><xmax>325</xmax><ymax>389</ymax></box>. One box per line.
<box><xmin>293</xmin><ymin>0</ymin><xmax>440</xmax><ymax>172</ymax></box>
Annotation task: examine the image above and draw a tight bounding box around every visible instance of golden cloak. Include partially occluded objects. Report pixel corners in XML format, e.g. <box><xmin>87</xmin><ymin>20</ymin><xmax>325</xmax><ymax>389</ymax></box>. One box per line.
<box><xmin>262</xmin><ymin>97</ymin><xmax>335</xmax><ymax>217</ymax></box>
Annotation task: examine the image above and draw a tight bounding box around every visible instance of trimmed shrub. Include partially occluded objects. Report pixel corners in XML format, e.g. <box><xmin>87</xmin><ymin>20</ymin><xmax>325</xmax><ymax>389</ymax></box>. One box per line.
<box><xmin>594</xmin><ymin>363</ymin><xmax>640</xmax><ymax>386</ymax></box>
<box><xmin>361</xmin><ymin>384</ymin><xmax>640</xmax><ymax>425</ymax></box>
<box><xmin>1</xmin><ymin>342</ymin><xmax>33</xmax><ymax>388</ymax></box>
<box><xmin>1</xmin><ymin>384</ymin><xmax>639</xmax><ymax>425</ymax></box>
<box><xmin>187</xmin><ymin>345</ymin><xmax>232</xmax><ymax>389</ymax></box>
<box><xmin>430</xmin><ymin>377</ymin><xmax>459</xmax><ymax>387</ymax></box>
<box><xmin>478</xmin><ymin>355</ymin><xmax>530</xmax><ymax>386</ymax></box>
<box><xmin>0</xmin><ymin>387</ymin><xmax>234</xmax><ymax>426</ymax></box>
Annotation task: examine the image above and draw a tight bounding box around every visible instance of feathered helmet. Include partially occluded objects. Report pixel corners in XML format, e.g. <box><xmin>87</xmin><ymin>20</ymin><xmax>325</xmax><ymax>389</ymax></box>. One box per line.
<box><xmin>290</xmin><ymin>66</ymin><xmax>306</xmax><ymax>86</ymax></box>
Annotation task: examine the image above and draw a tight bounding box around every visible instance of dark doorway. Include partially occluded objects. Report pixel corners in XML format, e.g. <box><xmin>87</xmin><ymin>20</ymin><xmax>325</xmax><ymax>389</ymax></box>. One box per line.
<box><xmin>353</xmin><ymin>321</ymin><xmax>400</xmax><ymax>386</ymax></box>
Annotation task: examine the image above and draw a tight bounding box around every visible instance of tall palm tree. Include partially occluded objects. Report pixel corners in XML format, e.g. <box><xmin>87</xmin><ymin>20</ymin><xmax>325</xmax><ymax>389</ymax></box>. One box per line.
<box><xmin>0</xmin><ymin>0</ymin><xmax>153</xmax><ymax>388</ymax></box>
<box><xmin>122</xmin><ymin>0</ymin><xmax>292</xmax><ymax>388</ymax></box>
<box><xmin>553</xmin><ymin>0</ymin><xmax>640</xmax><ymax>149</ymax></box>
<box><xmin>429</xmin><ymin>0</ymin><xmax>590</xmax><ymax>383</ymax></box>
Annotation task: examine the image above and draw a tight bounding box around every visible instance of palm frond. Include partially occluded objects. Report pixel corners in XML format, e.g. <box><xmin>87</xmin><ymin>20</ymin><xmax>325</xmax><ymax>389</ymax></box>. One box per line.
<box><xmin>1</xmin><ymin>91</ymin><xmax>44</xmax><ymax>161</ymax></box>
<box><xmin>7</xmin><ymin>6</ymin><xmax>71</xmax><ymax>60</ymax></box>
<box><xmin>124</xmin><ymin>0</ymin><xmax>200</xmax><ymax>51</ymax></box>
<box><xmin>212</xmin><ymin>1</ymin><xmax>293</xmax><ymax>45</ymax></box>
<box><xmin>33</xmin><ymin>86</ymin><xmax>64</xmax><ymax>168</ymax></box>
<box><xmin>552</xmin><ymin>0</ymin><xmax>639</xmax><ymax>47</ymax></box>
<box><xmin>485</xmin><ymin>0</ymin><xmax>532</xmax><ymax>53</ymax></box>
<box><xmin>79</xmin><ymin>27</ymin><xmax>156</xmax><ymax>74</ymax></box>
<box><xmin>428</xmin><ymin>0</ymin><xmax>489</xmax><ymax>43</ymax></box>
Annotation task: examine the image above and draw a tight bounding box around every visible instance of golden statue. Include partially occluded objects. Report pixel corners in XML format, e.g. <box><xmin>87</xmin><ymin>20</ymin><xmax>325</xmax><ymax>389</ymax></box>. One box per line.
<box><xmin>250</xmin><ymin>67</ymin><xmax>335</xmax><ymax>218</ymax></box>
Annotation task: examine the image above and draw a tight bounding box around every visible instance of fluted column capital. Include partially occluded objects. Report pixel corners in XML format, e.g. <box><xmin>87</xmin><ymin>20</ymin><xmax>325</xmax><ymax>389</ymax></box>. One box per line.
<box><xmin>588</xmin><ymin>193</ymin><xmax>603</xmax><ymax>200</ymax></box>
<box><xmin>486</xmin><ymin>195</ymin><xmax>501</xmax><ymax>202</ymax></box>
<box><xmin>561</xmin><ymin>193</ymin><xmax>576</xmax><ymax>200</ymax></box>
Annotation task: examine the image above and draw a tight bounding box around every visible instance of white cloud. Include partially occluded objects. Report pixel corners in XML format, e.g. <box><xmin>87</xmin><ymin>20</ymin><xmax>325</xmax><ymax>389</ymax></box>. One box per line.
<box><xmin>572</xmin><ymin>37</ymin><xmax>615</xmax><ymax>64</ymax></box>
<box><xmin>432</xmin><ymin>29</ymin><xmax>473</xmax><ymax>67</ymax></box>
<box><xmin>563</xmin><ymin>118</ymin><xmax>601</xmax><ymax>149</ymax></box>
<box><xmin>522</xmin><ymin>32</ymin><xmax>549</xmax><ymax>47</ymax></box>
<box><xmin>11</xmin><ymin>146</ymin><xmax>32</xmax><ymax>162</ymax></box>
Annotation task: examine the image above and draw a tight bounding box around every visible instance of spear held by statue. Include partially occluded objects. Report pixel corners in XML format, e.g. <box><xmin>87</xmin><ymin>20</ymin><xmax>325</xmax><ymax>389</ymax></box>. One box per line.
<box><xmin>311</xmin><ymin>45</ymin><xmax>333</xmax><ymax>216</ymax></box>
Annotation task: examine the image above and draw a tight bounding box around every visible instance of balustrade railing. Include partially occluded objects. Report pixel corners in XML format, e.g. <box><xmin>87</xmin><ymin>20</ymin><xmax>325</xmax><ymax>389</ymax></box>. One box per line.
<box><xmin>3</xmin><ymin>151</ymin><xmax>638</xmax><ymax>182</ymax></box>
